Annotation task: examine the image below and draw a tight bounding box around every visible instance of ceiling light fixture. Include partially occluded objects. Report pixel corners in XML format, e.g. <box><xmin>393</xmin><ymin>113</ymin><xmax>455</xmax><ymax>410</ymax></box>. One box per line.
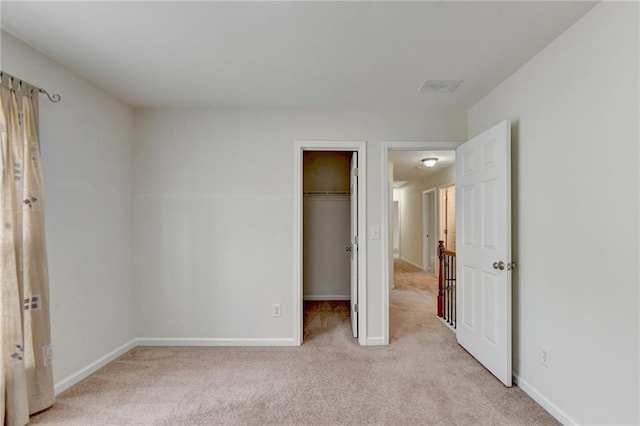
<box><xmin>422</xmin><ymin>157</ymin><xmax>438</xmax><ymax>168</ymax></box>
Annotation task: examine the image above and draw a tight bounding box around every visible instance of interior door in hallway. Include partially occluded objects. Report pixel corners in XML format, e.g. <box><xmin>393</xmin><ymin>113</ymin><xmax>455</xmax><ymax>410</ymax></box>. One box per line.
<box><xmin>422</xmin><ymin>189</ymin><xmax>436</xmax><ymax>271</ymax></box>
<box><xmin>350</xmin><ymin>152</ymin><xmax>358</xmax><ymax>338</ymax></box>
<box><xmin>456</xmin><ymin>120</ymin><xmax>512</xmax><ymax>387</ymax></box>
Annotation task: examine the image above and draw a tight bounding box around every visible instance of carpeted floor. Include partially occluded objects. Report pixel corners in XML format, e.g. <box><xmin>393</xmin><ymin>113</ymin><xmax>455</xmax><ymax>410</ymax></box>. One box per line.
<box><xmin>30</xmin><ymin>259</ymin><xmax>557</xmax><ymax>425</ymax></box>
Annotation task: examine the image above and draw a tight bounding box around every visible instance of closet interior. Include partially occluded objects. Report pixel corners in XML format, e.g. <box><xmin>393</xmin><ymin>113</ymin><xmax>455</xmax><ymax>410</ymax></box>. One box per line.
<box><xmin>302</xmin><ymin>151</ymin><xmax>353</xmax><ymax>302</ymax></box>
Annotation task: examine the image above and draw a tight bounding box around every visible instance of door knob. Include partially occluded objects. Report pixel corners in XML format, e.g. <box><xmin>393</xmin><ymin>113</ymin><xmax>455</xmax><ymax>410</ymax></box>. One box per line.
<box><xmin>492</xmin><ymin>261</ymin><xmax>505</xmax><ymax>270</ymax></box>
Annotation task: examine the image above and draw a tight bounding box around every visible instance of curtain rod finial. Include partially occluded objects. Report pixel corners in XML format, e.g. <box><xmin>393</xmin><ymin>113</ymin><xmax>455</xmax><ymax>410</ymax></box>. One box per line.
<box><xmin>38</xmin><ymin>88</ymin><xmax>61</xmax><ymax>103</ymax></box>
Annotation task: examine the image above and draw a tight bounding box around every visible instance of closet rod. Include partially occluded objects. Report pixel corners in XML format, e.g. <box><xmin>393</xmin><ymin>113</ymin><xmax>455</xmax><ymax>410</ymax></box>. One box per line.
<box><xmin>0</xmin><ymin>71</ymin><xmax>62</xmax><ymax>103</ymax></box>
<box><xmin>303</xmin><ymin>191</ymin><xmax>351</xmax><ymax>195</ymax></box>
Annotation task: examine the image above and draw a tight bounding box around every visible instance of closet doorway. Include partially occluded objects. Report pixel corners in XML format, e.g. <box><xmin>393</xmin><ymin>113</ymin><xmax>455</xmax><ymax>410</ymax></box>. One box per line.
<box><xmin>293</xmin><ymin>142</ymin><xmax>366</xmax><ymax>346</ymax></box>
<box><xmin>303</xmin><ymin>151</ymin><xmax>352</xmax><ymax>302</ymax></box>
<box><xmin>302</xmin><ymin>151</ymin><xmax>352</xmax><ymax>342</ymax></box>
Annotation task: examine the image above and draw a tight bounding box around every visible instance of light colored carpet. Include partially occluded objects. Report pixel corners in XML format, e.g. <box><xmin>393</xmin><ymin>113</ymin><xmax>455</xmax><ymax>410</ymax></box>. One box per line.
<box><xmin>31</xmin><ymin>260</ymin><xmax>556</xmax><ymax>425</ymax></box>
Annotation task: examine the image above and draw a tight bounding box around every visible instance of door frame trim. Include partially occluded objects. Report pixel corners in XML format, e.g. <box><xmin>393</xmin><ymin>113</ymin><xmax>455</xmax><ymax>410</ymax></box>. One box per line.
<box><xmin>294</xmin><ymin>141</ymin><xmax>367</xmax><ymax>346</ymax></box>
<box><xmin>381</xmin><ymin>141</ymin><xmax>462</xmax><ymax>344</ymax></box>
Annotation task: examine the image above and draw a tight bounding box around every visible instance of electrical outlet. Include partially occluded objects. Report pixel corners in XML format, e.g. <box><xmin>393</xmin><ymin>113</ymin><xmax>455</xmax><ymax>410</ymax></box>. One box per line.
<box><xmin>272</xmin><ymin>304</ymin><xmax>282</xmax><ymax>318</ymax></box>
<box><xmin>540</xmin><ymin>346</ymin><xmax>551</xmax><ymax>368</ymax></box>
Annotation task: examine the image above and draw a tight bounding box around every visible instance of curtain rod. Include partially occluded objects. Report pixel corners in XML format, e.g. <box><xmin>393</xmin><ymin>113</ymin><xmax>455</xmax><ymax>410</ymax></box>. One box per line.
<box><xmin>0</xmin><ymin>70</ymin><xmax>61</xmax><ymax>103</ymax></box>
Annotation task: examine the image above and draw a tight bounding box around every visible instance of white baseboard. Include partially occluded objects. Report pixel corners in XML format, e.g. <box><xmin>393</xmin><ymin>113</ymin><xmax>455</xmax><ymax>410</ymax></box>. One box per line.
<box><xmin>54</xmin><ymin>338</ymin><xmax>137</xmax><ymax>395</ymax></box>
<box><xmin>303</xmin><ymin>295</ymin><xmax>350</xmax><ymax>301</ymax></box>
<box><xmin>136</xmin><ymin>337</ymin><xmax>297</xmax><ymax>347</ymax></box>
<box><xmin>366</xmin><ymin>336</ymin><xmax>386</xmax><ymax>346</ymax></box>
<box><xmin>399</xmin><ymin>257</ymin><xmax>424</xmax><ymax>270</ymax></box>
<box><xmin>54</xmin><ymin>337</ymin><xmax>296</xmax><ymax>395</ymax></box>
<box><xmin>515</xmin><ymin>375</ymin><xmax>576</xmax><ymax>425</ymax></box>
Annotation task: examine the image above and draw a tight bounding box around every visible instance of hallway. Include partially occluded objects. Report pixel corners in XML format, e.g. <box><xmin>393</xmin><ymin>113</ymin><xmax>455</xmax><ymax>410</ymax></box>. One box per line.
<box><xmin>390</xmin><ymin>259</ymin><xmax>442</xmax><ymax>342</ymax></box>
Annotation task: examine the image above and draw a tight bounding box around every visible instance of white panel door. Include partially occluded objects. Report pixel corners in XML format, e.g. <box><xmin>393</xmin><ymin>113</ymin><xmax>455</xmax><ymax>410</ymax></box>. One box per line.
<box><xmin>350</xmin><ymin>152</ymin><xmax>358</xmax><ymax>338</ymax></box>
<box><xmin>422</xmin><ymin>192</ymin><xmax>430</xmax><ymax>271</ymax></box>
<box><xmin>456</xmin><ymin>120</ymin><xmax>512</xmax><ymax>386</ymax></box>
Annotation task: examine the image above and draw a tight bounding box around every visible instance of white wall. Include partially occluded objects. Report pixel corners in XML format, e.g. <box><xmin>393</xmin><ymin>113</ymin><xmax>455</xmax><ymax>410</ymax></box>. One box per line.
<box><xmin>303</xmin><ymin>196</ymin><xmax>350</xmax><ymax>299</ymax></box>
<box><xmin>133</xmin><ymin>108</ymin><xmax>466</xmax><ymax>341</ymax></box>
<box><xmin>1</xmin><ymin>32</ymin><xmax>136</xmax><ymax>388</ymax></box>
<box><xmin>397</xmin><ymin>164</ymin><xmax>455</xmax><ymax>268</ymax></box>
<box><xmin>468</xmin><ymin>3</ymin><xmax>639</xmax><ymax>424</ymax></box>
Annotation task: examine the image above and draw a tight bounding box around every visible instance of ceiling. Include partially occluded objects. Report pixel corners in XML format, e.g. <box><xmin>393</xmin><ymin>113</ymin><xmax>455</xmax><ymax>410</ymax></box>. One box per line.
<box><xmin>0</xmin><ymin>1</ymin><xmax>596</xmax><ymax>109</ymax></box>
<box><xmin>390</xmin><ymin>150</ymin><xmax>455</xmax><ymax>185</ymax></box>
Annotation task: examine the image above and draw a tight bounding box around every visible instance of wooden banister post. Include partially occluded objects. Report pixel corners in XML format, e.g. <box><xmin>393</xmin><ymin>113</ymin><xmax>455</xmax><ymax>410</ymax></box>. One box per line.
<box><xmin>437</xmin><ymin>240</ymin><xmax>445</xmax><ymax>317</ymax></box>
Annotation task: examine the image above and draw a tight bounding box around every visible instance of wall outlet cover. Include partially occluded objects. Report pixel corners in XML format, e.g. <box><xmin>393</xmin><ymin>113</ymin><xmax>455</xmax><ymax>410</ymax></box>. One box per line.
<box><xmin>272</xmin><ymin>304</ymin><xmax>282</xmax><ymax>318</ymax></box>
<box><xmin>540</xmin><ymin>346</ymin><xmax>551</xmax><ymax>368</ymax></box>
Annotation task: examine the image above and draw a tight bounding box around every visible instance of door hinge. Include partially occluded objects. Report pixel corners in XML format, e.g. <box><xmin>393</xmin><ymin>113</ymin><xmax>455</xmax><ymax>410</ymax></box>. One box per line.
<box><xmin>354</xmin><ymin>167</ymin><xmax>359</xmax><ymax>177</ymax></box>
<box><xmin>354</xmin><ymin>303</ymin><xmax>358</xmax><ymax>313</ymax></box>
<box><xmin>354</xmin><ymin>235</ymin><xmax>358</xmax><ymax>246</ymax></box>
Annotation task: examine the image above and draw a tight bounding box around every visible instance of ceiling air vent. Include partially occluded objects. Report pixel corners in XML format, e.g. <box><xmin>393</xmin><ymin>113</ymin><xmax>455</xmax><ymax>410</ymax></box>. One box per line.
<box><xmin>418</xmin><ymin>79</ymin><xmax>463</xmax><ymax>93</ymax></box>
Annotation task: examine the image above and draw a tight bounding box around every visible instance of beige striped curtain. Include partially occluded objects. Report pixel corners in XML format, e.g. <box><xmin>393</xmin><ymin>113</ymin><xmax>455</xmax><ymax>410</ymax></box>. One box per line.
<box><xmin>1</xmin><ymin>76</ymin><xmax>54</xmax><ymax>426</ymax></box>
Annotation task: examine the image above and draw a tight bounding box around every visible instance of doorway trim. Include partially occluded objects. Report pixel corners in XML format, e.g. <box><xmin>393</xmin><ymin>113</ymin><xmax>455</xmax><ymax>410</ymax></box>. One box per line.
<box><xmin>294</xmin><ymin>141</ymin><xmax>367</xmax><ymax>346</ymax></box>
<box><xmin>381</xmin><ymin>141</ymin><xmax>462</xmax><ymax>345</ymax></box>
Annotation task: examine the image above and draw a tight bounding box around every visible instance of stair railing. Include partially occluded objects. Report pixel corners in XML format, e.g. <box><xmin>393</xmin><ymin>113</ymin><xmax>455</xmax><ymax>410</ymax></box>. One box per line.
<box><xmin>438</xmin><ymin>240</ymin><xmax>456</xmax><ymax>328</ymax></box>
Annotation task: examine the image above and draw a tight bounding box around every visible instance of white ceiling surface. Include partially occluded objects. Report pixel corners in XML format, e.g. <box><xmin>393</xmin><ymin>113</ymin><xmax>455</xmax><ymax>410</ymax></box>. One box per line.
<box><xmin>390</xmin><ymin>150</ymin><xmax>455</xmax><ymax>183</ymax></box>
<box><xmin>0</xmin><ymin>1</ymin><xmax>596</xmax><ymax>110</ymax></box>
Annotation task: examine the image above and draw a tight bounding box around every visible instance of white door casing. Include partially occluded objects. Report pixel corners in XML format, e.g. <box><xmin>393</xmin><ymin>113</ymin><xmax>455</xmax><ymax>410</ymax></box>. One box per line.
<box><xmin>456</xmin><ymin>120</ymin><xmax>512</xmax><ymax>387</ymax></box>
<box><xmin>381</xmin><ymin>141</ymin><xmax>461</xmax><ymax>346</ymax></box>
<box><xmin>350</xmin><ymin>152</ymin><xmax>359</xmax><ymax>338</ymax></box>
<box><xmin>294</xmin><ymin>141</ymin><xmax>366</xmax><ymax>346</ymax></box>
